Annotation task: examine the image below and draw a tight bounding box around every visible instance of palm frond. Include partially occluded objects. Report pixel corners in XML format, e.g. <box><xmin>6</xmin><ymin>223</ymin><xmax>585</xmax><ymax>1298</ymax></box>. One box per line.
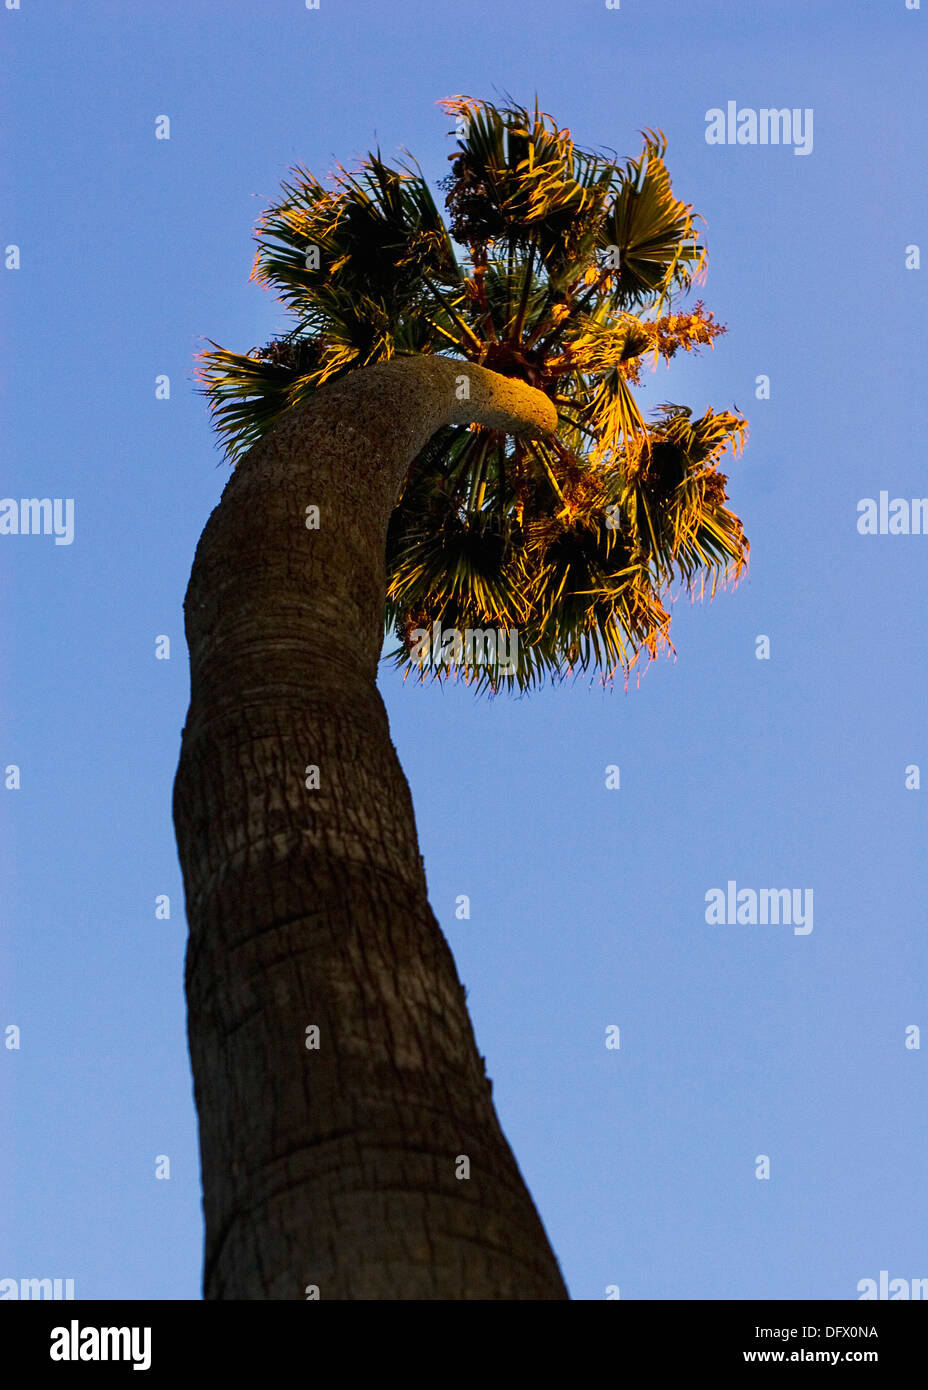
<box><xmin>201</xmin><ymin>97</ymin><xmax>748</xmax><ymax>690</ymax></box>
<box><xmin>598</xmin><ymin>130</ymin><xmax>706</xmax><ymax>312</ymax></box>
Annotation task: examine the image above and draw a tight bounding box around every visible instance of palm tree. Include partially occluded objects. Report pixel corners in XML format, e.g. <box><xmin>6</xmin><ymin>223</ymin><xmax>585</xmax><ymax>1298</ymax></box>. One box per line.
<box><xmin>176</xmin><ymin>96</ymin><xmax>748</xmax><ymax>1299</ymax></box>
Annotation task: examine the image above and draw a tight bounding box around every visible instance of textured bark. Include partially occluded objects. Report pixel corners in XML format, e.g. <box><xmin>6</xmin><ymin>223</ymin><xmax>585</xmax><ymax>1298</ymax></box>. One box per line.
<box><xmin>173</xmin><ymin>358</ymin><xmax>568</xmax><ymax>1299</ymax></box>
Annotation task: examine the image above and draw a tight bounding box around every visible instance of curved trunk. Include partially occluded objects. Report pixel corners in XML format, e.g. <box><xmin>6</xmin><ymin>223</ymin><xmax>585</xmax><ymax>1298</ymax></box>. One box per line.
<box><xmin>173</xmin><ymin>358</ymin><xmax>568</xmax><ymax>1299</ymax></box>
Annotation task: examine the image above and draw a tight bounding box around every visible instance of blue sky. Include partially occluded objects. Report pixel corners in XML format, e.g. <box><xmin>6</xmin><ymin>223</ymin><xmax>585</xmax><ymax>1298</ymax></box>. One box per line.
<box><xmin>2</xmin><ymin>0</ymin><xmax>926</xmax><ymax>1300</ymax></box>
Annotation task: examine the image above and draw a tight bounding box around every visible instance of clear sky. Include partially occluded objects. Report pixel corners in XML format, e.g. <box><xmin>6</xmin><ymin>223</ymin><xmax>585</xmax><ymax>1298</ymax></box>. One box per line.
<box><xmin>2</xmin><ymin>0</ymin><xmax>926</xmax><ymax>1301</ymax></box>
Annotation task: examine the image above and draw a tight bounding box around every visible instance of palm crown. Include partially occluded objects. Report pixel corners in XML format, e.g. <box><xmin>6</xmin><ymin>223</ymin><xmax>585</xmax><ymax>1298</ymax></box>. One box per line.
<box><xmin>197</xmin><ymin>95</ymin><xmax>748</xmax><ymax>692</ymax></box>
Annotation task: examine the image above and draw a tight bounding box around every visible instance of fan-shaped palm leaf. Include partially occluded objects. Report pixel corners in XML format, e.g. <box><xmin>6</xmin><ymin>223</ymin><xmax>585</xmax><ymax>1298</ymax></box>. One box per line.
<box><xmin>198</xmin><ymin>96</ymin><xmax>748</xmax><ymax>690</ymax></box>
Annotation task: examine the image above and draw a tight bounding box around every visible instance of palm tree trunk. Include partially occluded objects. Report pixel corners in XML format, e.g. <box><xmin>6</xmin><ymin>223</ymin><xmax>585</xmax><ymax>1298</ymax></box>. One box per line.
<box><xmin>173</xmin><ymin>357</ymin><xmax>568</xmax><ymax>1299</ymax></box>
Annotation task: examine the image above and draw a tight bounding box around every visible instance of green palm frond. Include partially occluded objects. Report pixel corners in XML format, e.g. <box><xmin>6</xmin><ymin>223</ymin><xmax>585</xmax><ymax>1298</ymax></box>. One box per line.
<box><xmin>599</xmin><ymin>130</ymin><xmax>706</xmax><ymax>311</ymax></box>
<box><xmin>252</xmin><ymin>154</ymin><xmax>462</xmax><ymax>318</ymax></box>
<box><xmin>199</xmin><ymin>95</ymin><xmax>748</xmax><ymax>690</ymax></box>
<box><xmin>195</xmin><ymin>338</ymin><xmax>326</xmax><ymax>462</ymax></box>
